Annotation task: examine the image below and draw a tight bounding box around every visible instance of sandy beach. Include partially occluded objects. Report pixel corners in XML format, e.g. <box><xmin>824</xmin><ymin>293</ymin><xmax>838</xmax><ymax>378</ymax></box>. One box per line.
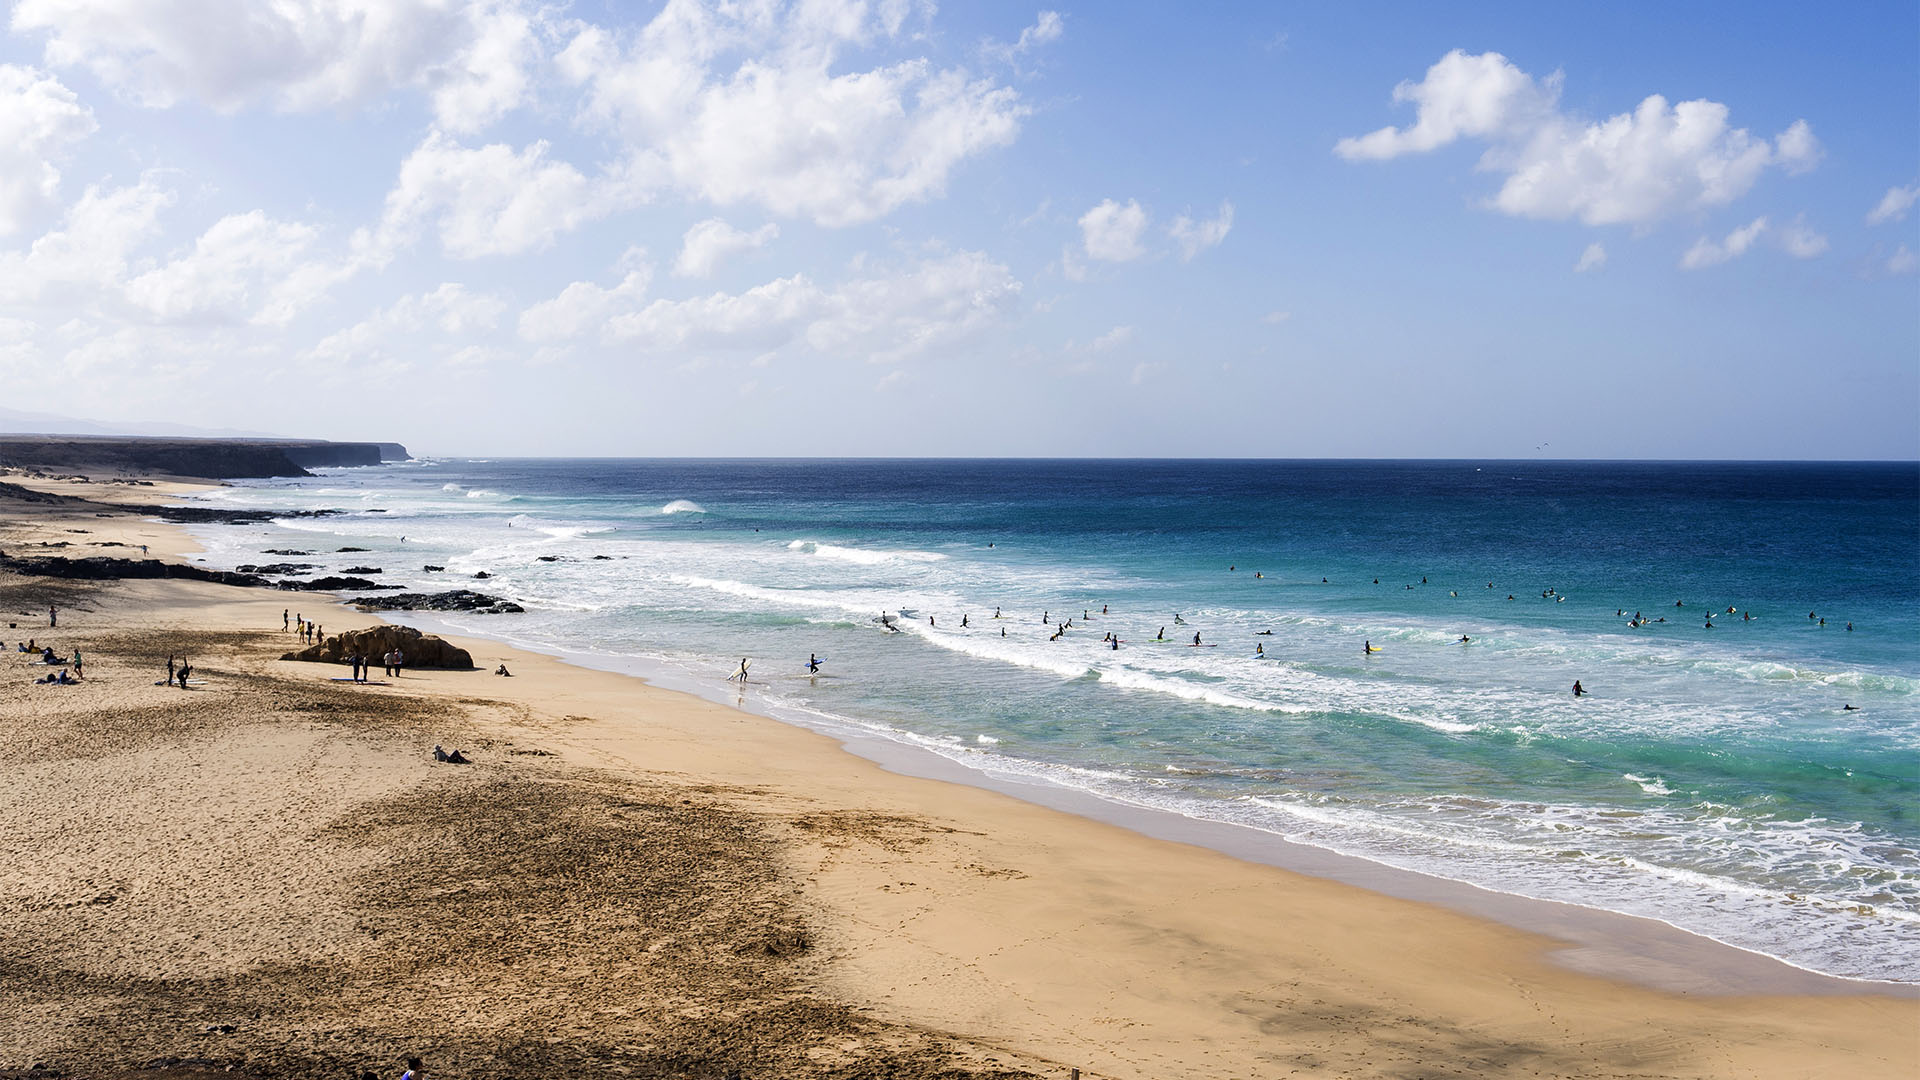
<box><xmin>1</xmin><ymin>472</ymin><xmax>1913</xmax><ymax>1080</ymax></box>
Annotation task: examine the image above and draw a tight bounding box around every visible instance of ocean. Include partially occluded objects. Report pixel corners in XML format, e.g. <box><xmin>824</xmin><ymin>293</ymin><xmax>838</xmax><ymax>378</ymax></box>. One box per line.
<box><xmin>176</xmin><ymin>459</ymin><xmax>1919</xmax><ymax>984</ymax></box>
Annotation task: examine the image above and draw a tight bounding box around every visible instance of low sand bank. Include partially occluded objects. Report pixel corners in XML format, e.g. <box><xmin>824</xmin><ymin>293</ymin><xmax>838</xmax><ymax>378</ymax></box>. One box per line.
<box><xmin>1</xmin><ymin>480</ymin><xmax>1913</xmax><ymax>1079</ymax></box>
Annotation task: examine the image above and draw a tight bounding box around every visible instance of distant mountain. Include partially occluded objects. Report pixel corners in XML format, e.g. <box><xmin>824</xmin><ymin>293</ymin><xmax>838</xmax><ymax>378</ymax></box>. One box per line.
<box><xmin>0</xmin><ymin>407</ymin><xmax>277</xmax><ymax>440</ymax></box>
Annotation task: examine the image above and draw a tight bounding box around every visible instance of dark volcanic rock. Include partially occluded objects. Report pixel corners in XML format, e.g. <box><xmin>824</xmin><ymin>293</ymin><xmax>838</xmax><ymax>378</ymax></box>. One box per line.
<box><xmin>0</xmin><ymin>434</ymin><xmax>406</xmax><ymax>478</ymax></box>
<box><xmin>263</xmin><ymin>549</ymin><xmax>314</xmax><ymax>556</ymax></box>
<box><xmin>279</xmin><ymin>576</ymin><xmax>400</xmax><ymax>592</ymax></box>
<box><xmin>235</xmin><ymin>562</ymin><xmax>317</xmax><ymax>574</ymax></box>
<box><xmin>145</xmin><ymin>505</ymin><xmax>341</xmax><ymax>524</ymax></box>
<box><xmin>347</xmin><ymin>589</ymin><xmax>524</xmax><ymax>614</ymax></box>
<box><xmin>536</xmin><ymin>555</ymin><xmax>563</xmax><ymax>562</ymax></box>
<box><xmin>336</xmin><ymin>546</ymin><xmax>369</xmax><ymax>553</ymax></box>
<box><xmin>0</xmin><ymin>553</ymin><xmax>267</xmax><ymax>587</ymax></box>
<box><xmin>280</xmin><ymin>624</ymin><xmax>473</xmax><ymax>669</ymax></box>
<box><xmin>340</xmin><ymin>565</ymin><xmax>382</xmax><ymax>574</ymax></box>
<box><xmin>423</xmin><ymin>564</ymin><xmax>445</xmax><ymax>572</ymax></box>
<box><xmin>472</xmin><ymin>570</ymin><xmax>490</xmax><ymax>579</ymax></box>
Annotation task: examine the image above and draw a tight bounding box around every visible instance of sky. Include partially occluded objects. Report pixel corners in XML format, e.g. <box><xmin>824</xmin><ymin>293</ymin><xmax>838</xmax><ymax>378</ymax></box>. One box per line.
<box><xmin>0</xmin><ymin>0</ymin><xmax>1914</xmax><ymax>459</ymax></box>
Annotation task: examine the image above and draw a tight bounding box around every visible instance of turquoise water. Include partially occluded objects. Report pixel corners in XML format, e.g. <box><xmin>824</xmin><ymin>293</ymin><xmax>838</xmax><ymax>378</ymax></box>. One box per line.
<box><xmin>180</xmin><ymin>459</ymin><xmax>1919</xmax><ymax>982</ymax></box>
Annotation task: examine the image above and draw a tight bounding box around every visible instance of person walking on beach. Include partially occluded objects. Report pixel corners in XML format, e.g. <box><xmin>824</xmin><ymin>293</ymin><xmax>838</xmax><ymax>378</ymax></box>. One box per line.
<box><xmin>167</xmin><ymin>655</ymin><xmax>176</xmax><ymax>687</ymax></box>
<box><xmin>807</xmin><ymin>654</ymin><xmax>821</xmax><ymax>675</ymax></box>
<box><xmin>392</xmin><ymin>649</ymin><xmax>404</xmax><ymax>678</ymax></box>
<box><xmin>731</xmin><ymin>658</ymin><xmax>750</xmax><ymax>682</ymax></box>
<box><xmin>48</xmin><ymin>605</ymin><xmax>56</xmax><ymax>628</ymax></box>
<box><xmin>283</xmin><ymin>609</ymin><xmax>289</xmax><ymax>632</ymax></box>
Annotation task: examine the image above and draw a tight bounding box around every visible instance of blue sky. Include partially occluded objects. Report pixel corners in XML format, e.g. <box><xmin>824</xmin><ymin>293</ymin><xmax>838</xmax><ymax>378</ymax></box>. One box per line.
<box><xmin>0</xmin><ymin>1</ymin><xmax>1913</xmax><ymax>458</ymax></box>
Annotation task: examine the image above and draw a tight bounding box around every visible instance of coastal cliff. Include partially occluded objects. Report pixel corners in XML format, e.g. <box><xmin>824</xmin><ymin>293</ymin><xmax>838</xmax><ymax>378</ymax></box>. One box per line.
<box><xmin>0</xmin><ymin>435</ymin><xmax>409</xmax><ymax>478</ymax></box>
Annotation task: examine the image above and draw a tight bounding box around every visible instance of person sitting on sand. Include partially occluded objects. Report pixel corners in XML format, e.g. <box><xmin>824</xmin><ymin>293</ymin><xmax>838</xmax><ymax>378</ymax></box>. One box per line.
<box><xmin>495</xmin><ymin>664</ymin><xmax>512</xmax><ymax>677</ymax></box>
<box><xmin>401</xmin><ymin>1056</ymin><xmax>425</xmax><ymax>1080</ymax></box>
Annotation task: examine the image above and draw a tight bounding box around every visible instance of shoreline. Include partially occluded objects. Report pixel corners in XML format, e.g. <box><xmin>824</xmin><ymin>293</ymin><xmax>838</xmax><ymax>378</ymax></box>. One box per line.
<box><xmin>377</xmin><ymin>605</ymin><xmax>1912</xmax><ymax>999</ymax></box>
<box><xmin>3</xmin><ymin>469</ymin><xmax>1915</xmax><ymax>1078</ymax></box>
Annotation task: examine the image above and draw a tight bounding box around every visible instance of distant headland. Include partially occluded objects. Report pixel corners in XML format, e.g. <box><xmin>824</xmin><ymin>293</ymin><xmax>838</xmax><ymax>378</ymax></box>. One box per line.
<box><xmin>0</xmin><ymin>434</ymin><xmax>408</xmax><ymax>479</ymax></box>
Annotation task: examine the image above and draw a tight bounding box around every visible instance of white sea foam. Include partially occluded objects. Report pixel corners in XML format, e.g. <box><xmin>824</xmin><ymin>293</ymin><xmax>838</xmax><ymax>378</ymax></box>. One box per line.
<box><xmin>661</xmin><ymin>499</ymin><xmax>706</xmax><ymax>514</ymax></box>
<box><xmin>1623</xmin><ymin>773</ymin><xmax>1674</xmax><ymax>796</ymax></box>
<box><xmin>788</xmin><ymin>539</ymin><xmax>946</xmax><ymax>565</ymax></box>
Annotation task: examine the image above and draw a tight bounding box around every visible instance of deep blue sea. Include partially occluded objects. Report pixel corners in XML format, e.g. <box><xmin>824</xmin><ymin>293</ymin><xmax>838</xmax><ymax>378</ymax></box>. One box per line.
<box><xmin>178</xmin><ymin>459</ymin><xmax>1919</xmax><ymax>983</ymax></box>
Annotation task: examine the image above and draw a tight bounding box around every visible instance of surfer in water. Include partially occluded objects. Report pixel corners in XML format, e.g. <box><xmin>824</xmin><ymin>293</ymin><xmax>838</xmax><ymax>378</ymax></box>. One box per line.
<box><xmin>730</xmin><ymin>658</ymin><xmax>751</xmax><ymax>683</ymax></box>
<box><xmin>807</xmin><ymin>654</ymin><xmax>821</xmax><ymax>675</ymax></box>
<box><xmin>1156</xmin><ymin>626</ymin><xmax>1165</xmax><ymax>641</ymax></box>
<box><xmin>1193</xmin><ymin>631</ymin><xmax>1202</xmax><ymax>646</ymax></box>
<box><xmin>1364</xmin><ymin>640</ymin><xmax>1377</xmax><ymax>654</ymax></box>
<box><xmin>1572</xmin><ymin>680</ymin><xmax>1586</xmax><ymax>697</ymax></box>
<box><xmin>961</xmin><ymin>614</ymin><xmax>969</xmax><ymax>628</ymax></box>
<box><xmin>1174</xmin><ymin>614</ymin><xmax>1186</xmax><ymax>625</ymax></box>
<box><xmin>1459</xmin><ymin>635</ymin><xmax>1470</xmax><ymax>644</ymax></box>
<box><xmin>1255</xmin><ymin>642</ymin><xmax>1264</xmax><ymax>657</ymax></box>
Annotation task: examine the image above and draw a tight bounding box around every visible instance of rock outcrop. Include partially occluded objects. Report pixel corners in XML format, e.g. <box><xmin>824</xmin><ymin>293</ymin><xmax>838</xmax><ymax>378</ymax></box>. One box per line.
<box><xmin>280</xmin><ymin>624</ymin><xmax>474</xmax><ymax>669</ymax></box>
<box><xmin>0</xmin><ymin>552</ymin><xmax>268</xmax><ymax>588</ymax></box>
<box><xmin>347</xmin><ymin>590</ymin><xmax>524</xmax><ymax>614</ymax></box>
<box><xmin>0</xmin><ymin>435</ymin><xmax>407</xmax><ymax>478</ymax></box>
<box><xmin>279</xmin><ymin>576</ymin><xmax>398</xmax><ymax>592</ymax></box>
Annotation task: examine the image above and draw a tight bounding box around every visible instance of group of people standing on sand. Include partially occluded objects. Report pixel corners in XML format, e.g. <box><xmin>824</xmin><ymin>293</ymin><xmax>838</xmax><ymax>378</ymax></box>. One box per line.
<box><xmin>286</xmin><ymin>609</ymin><xmax>323</xmax><ymax>644</ymax></box>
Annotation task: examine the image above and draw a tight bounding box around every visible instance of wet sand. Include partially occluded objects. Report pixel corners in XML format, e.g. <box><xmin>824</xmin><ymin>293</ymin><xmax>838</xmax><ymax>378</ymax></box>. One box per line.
<box><xmin>0</xmin><ymin>472</ymin><xmax>1913</xmax><ymax>1079</ymax></box>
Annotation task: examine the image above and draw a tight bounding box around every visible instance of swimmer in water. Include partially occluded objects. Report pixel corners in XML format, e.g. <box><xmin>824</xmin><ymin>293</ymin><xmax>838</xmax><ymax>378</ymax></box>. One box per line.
<box><xmin>1174</xmin><ymin>614</ymin><xmax>1186</xmax><ymax>624</ymax></box>
<box><xmin>1572</xmin><ymin>680</ymin><xmax>1586</xmax><ymax>697</ymax></box>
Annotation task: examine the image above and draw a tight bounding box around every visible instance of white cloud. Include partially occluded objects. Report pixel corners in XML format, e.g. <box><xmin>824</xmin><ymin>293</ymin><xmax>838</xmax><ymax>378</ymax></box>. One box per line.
<box><xmin>304</xmin><ymin>282</ymin><xmax>506</xmax><ymax>367</ymax></box>
<box><xmin>372</xmin><ymin>131</ymin><xmax>613</xmax><ymax>259</ymax></box>
<box><xmin>532</xmin><ymin>250</ymin><xmax>1020</xmax><ymax>363</ymax></box>
<box><xmin>1129</xmin><ymin>361</ymin><xmax>1161</xmax><ymax>385</ymax></box>
<box><xmin>674</xmin><ymin>218</ymin><xmax>779</xmax><ymax>278</ymax></box>
<box><xmin>519</xmin><ymin>267</ymin><xmax>652</xmax><ymax>342</ymax></box>
<box><xmin>124</xmin><ymin>211</ymin><xmax>318</xmax><ymax>324</ymax></box>
<box><xmin>1090</xmin><ymin>325</ymin><xmax>1133</xmax><ymax>351</ymax></box>
<box><xmin>1335</xmin><ymin>50</ymin><xmax>1559</xmax><ymax>161</ymax></box>
<box><xmin>1080</xmin><ymin>199</ymin><xmax>1148</xmax><ymax>262</ymax></box>
<box><xmin>0</xmin><ymin>178</ymin><xmax>172</xmax><ymax>304</ymax></box>
<box><xmin>1262</xmin><ymin>310</ymin><xmax>1292</xmax><ymax>324</ymax></box>
<box><xmin>12</xmin><ymin>0</ymin><xmax>540</xmax><ymax>131</ymax></box>
<box><xmin>1337</xmin><ymin>50</ymin><xmax>1818</xmax><ymax>226</ymax></box>
<box><xmin>1680</xmin><ymin>217</ymin><xmax>1766</xmax><ymax>269</ymax></box>
<box><xmin>1867</xmin><ymin>183</ymin><xmax>1919</xmax><ymax>225</ymax></box>
<box><xmin>1779</xmin><ymin>215</ymin><xmax>1828</xmax><ymax>259</ymax></box>
<box><xmin>983</xmin><ymin>10</ymin><xmax>1063</xmax><ymax>66</ymax></box>
<box><xmin>559</xmin><ymin>1</ymin><xmax>1029</xmax><ymax>227</ymax></box>
<box><xmin>1169</xmin><ymin>201</ymin><xmax>1233</xmax><ymax>260</ymax></box>
<box><xmin>0</xmin><ymin>65</ymin><xmax>96</xmax><ymax>237</ymax></box>
<box><xmin>1574</xmin><ymin>241</ymin><xmax>1607</xmax><ymax>272</ymax></box>
<box><xmin>1888</xmin><ymin>245</ymin><xmax>1918</xmax><ymax>276</ymax></box>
